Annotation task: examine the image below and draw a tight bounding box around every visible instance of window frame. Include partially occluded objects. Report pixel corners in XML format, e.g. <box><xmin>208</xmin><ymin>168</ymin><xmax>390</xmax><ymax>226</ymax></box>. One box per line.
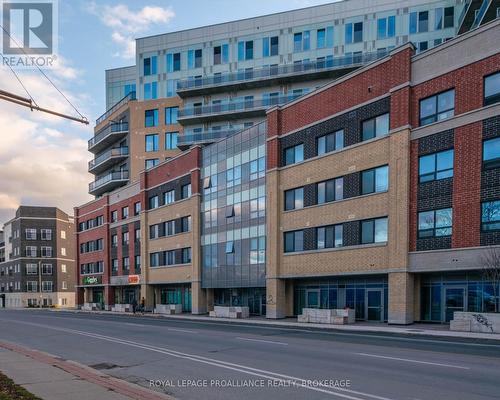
<box><xmin>284</xmin><ymin>230</ymin><xmax>304</xmax><ymax>253</ymax></box>
<box><xmin>484</xmin><ymin>71</ymin><xmax>500</xmax><ymax>106</ymax></box>
<box><xmin>418</xmin><ymin>208</ymin><xmax>453</xmax><ymax>238</ymax></box>
<box><xmin>419</xmin><ymin>89</ymin><xmax>455</xmax><ymax>126</ymax></box>
<box><xmin>418</xmin><ymin>149</ymin><xmax>454</xmax><ymax>183</ymax></box>
<box><xmin>481</xmin><ymin>200</ymin><xmax>500</xmax><ymax>231</ymax></box>
<box><xmin>284</xmin><ymin>187</ymin><xmax>304</xmax><ymax>211</ymax></box>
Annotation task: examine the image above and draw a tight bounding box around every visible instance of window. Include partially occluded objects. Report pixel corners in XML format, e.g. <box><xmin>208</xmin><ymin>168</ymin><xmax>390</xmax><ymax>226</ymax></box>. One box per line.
<box><xmin>42</xmin><ymin>281</ymin><xmax>53</xmax><ymax>292</ymax></box>
<box><xmin>123</xmin><ymin>257</ymin><xmax>130</xmax><ymax>271</ymax></box>
<box><xmin>41</xmin><ymin>229</ymin><xmax>52</xmax><ymax>240</ymax></box>
<box><xmin>166</xmin><ymin>52</ymin><xmax>181</xmax><ymax>72</ymax></box>
<box><xmin>61</xmin><ymin>264</ymin><xmax>67</xmax><ymax>273</ymax></box>
<box><xmin>417</xmin><ymin>41</ymin><xmax>428</xmax><ymax>53</ymax></box>
<box><xmin>111</xmin><ymin>210</ymin><xmax>118</xmax><ymax>222</ymax></box>
<box><xmin>484</xmin><ymin>72</ymin><xmax>500</xmax><ymax>106</ymax></box>
<box><xmin>283</xmin><ymin>144</ymin><xmax>304</xmax><ymax>166</ymax></box>
<box><xmin>362</xmin><ymin>113</ymin><xmax>389</xmax><ymax>141</ymax></box>
<box><xmin>361</xmin><ymin>217</ymin><xmax>388</xmax><ymax>244</ymax></box>
<box><xmin>294</xmin><ymin>31</ymin><xmax>310</xmax><ymax>52</ymax></box>
<box><xmin>26</xmin><ymin>264</ymin><xmax>37</xmax><ymax>274</ymax></box>
<box><xmin>187</xmin><ymin>49</ymin><xmax>202</xmax><ymax>69</ymax></box>
<box><xmin>345</xmin><ymin>22</ymin><xmax>362</xmax><ymax>44</ymax></box>
<box><xmin>482</xmin><ymin>201</ymin><xmax>500</xmax><ymax>231</ymax></box>
<box><xmin>250</xmin><ymin>237</ymin><xmax>266</xmax><ymax>264</ymax></box>
<box><xmin>145</xmin><ymin>159</ymin><xmax>159</xmax><ymax>170</ymax></box>
<box><xmin>317</xmin><ymin>177</ymin><xmax>343</xmax><ymax>204</ymax></box>
<box><xmin>41</xmin><ymin>246</ymin><xmax>52</xmax><ymax>257</ymax></box>
<box><xmin>181</xmin><ymin>184</ymin><xmax>191</xmax><ymax>199</ymax></box>
<box><xmin>284</xmin><ymin>187</ymin><xmax>304</xmax><ymax>211</ymax></box>
<box><xmin>418</xmin><ymin>208</ymin><xmax>452</xmax><ymax>238</ymax></box>
<box><xmin>134</xmin><ymin>202</ymin><xmax>141</xmax><ymax>215</ymax></box>
<box><xmin>135</xmin><ymin>255</ymin><xmax>141</xmax><ymax>272</ymax></box>
<box><xmin>111</xmin><ymin>234</ymin><xmax>118</xmax><ymax>247</ymax></box>
<box><xmin>25</xmin><ymin>228</ymin><xmax>36</xmax><ymax>240</ymax></box>
<box><xmin>143</xmin><ymin>56</ymin><xmax>157</xmax><ymax>76</ymax></box>
<box><xmin>213</xmin><ymin>44</ymin><xmax>229</xmax><ymax>64</ymax></box>
<box><xmin>317</xmin><ymin>225</ymin><xmax>343</xmax><ymax>249</ymax></box>
<box><xmin>166</xmin><ymin>79</ymin><xmax>177</xmax><ymax>97</ymax></box>
<box><xmin>250</xmin><ymin>157</ymin><xmax>265</xmax><ymax>180</ymax></box>
<box><xmin>419</xmin><ymin>149</ymin><xmax>454</xmax><ymax>182</ymax></box>
<box><xmin>284</xmin><ymin>230</ymin><xmax>304</xmax><ymax>253</ymax></box>
<box><xmin>377</xmin><ymin>16</ymin><xmax>395</xmax><ymax>39</ymax></box>
<box><xmin>145</xmin><ymin>134</ymin><xmax>159</xmax><ymax>152</ymax></box>
<box><xmin>317</xmin><ymin>130</ymin><xmax>344</xmax><ymax>155</ymax></box>
<box><xmin>435</xmin><ymin>7</ymin><xmax>454</xmax><ymax>30</ymax></box>
<box><xmin>42</xmin><ymin>264</ymin><xmax>52</xmax><ymax>275</ymax></box>
<box><xmin>164</xmin><ymin>190</ymin><xmax>175</xmax><ymax>204</ymax></box>
<box><xmin>62</xmin><ymin>281</ymin><xmax>67</xmax><ymax>290</ymax></box>
<box><xmin>150</xmin><ymin>224</ymin><xmax>159</xmax><ymax>239</ymax></box>
<box><xmin>410</xmin><ymin>11</ymin><xmax>428</xmax><ymax>33</ymax></box>
<box><xmin>225</xmin><ymin>241</ymin><xmax>234</xmax><ymax>254</ymax></box>
<box><xmin>226</xmin><ymin>166</ymin><xmax>241</xmax><ymax>187</ymax></box>
<box><xmin>164</xmin><ymin>220</ymin><xmax>175</xmax><ymax>236</ymax></box>
<box><xmin>263</xmin><ymin>36</ymin><xmax>279</xmax><ymax>57</ymax></box>
<box><xmin>149</xmin><ymin>195</ymin><xmax>159</xmax><ymax>209</ymax></box>
<box><xmin>181</xmin><ymin>216</ymin><xmax>191</xmax><ymax>232</ymax></box>
<box><xmin>26</xmin><ymin>281</ymin><xmax>37</xmax><ymax>292</ymax></box>
<box><xmin>182</xmin><ymin>248</ymin><xmax>192</xmax><ymax>264</ymax></box>
<box><xmin>419</xmin><ymin>89</ymin><xmax>455</xmax><ymax>126</ymax></box>
<box><xmin>61</xmin><ymin>247</ymin><xmax>66</xmax><ymax>256</ymax></box>
<box><xmin>122</xmin><ymin>231</ymin><xmax>129</xmax><ymax>245</ymax></box>
<box><xmin>165</xmin><ymin>107</ymin><xmax>179</xmax><ymax>125</ymax></box>
<box><xmin>317</xmin><ymin>28</ymin><xmax>325</xmax><ymax>48</ymax></box>
<box><xmin>111</xmin><ymin>259</ymin><xmax>118</xmax><ymax>274</ymax></box>
<box><xmin>483</xmin><ymin>137</ymin><xmax>500</xmax><ymax>169</ymax></box>
<box><xmin>135</xmin><ymin>228</ymin><xmax>141</xmax><ymax>242</ymax></box>
<box><xmin>238</xmin><ymin>40</ymin><xmax>253</xmax><ymax>60</ymax></box>
<box><xmin>60</xmin><ymin>230</ymin><xmax>66</xmax><ymax>239</ymax></box>
<box><xmin>165</xmin><ymin>132</ymin><xmax>178</xmax><ymax>149</ymax></box>
<box><xmin>145</xmin><ymin>109</ymin><xmax>158</xmax><ymax>127</ymax></box>
<box><xmin>144</xmin><ymin>82</ymin><xmax>157</xmax><ymax>100</ymax></box>
<box><xmin>122</xmin><ymin>206</ymin><xmax>129</xmax><ymax>219</ymax></box>
<box><xmin>361</xmin><ymin>166</ymin><xmax>389</xmax><ymax>194</ymax></box>
<box><xmin>250</xmin><ymin>197</ymin><xmax>265</xmax><ymax>219</ymax></box>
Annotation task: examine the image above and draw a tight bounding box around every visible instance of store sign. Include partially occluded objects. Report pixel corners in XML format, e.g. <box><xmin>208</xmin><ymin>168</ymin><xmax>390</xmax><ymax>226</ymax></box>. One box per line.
<box><xmin>110</xmin><ymin>275</ymin><xmax>141</xmax><ymax>286</ymax></box>
<box><xmin>128</xmin><ymin>275</ymin><xmax>140</xmax><ymax>284</ymax></box>
<box><xmin>82</xmin><ymin>276</ymin><xmax>101</xmax><ymax>285</ymax></box>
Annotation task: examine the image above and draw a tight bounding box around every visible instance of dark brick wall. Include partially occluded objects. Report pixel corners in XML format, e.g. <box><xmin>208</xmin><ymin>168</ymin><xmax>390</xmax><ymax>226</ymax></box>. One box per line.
<box><xmin>146</xmin><ymin>174</ymin><xmax>191</xmax><ymax>209</ymax></box>
<box><xmin>417</xmin><ymin>178</ymin><xmax>453</xmax><ymax>211</ymax></box>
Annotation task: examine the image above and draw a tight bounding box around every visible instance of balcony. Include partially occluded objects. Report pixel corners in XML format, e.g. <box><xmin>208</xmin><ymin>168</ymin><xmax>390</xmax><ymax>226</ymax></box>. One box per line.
<box><xmin>177</xmin><ymin>129</ymin><xmax>242</xmax><ymax>149</ymax></box>
<box><xmin>88</xmin><ymin>122</ymin><xmax>129</xmax><ymax>154</ymax></box>
<box><xmin>89</xmin><ymin>170</ymin><xmax>129</xmax><ymax>197</ymax></box>
<box><xmin>175</xmin><ymin>50</ymin><xmax>389</xmax><ymax>97</ymax></box>
<box><xmin>96</xmin><ymin>91</ymin><xmax>136</xmax><ymax>126</ymax></box>
<box><xmin>88</xmin><ymin>146</ymin><xmax>129</xmax><ymax>175</ymax></box>
<box><xmin>178</xmin><ymin>94</ymin><xmax>302</xmax><ymax>124</ymax></box>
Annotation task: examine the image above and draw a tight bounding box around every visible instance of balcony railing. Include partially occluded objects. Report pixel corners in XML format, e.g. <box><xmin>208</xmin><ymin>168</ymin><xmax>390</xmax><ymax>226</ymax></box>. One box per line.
<box><xmin>89</xmin><ymin>170</ymin><xmax>129</xmax><ymax>194</ymax></box>
<box><xmin>96</xmin><ymin>91</ymin><xmax>136</xmax><ymax>126</ymax></box>
<box><xmin>177</xmin><ymin>129</ymin><xmax>242</xmax><ymax>148</ymax></box>
<box><xmin>471</xmin><ymin>0</ymin><xmax>491</xmax><ymax>29</ymax></box>
<box><xmin>88</xmin><ymin>122</ymin><xmax>129</xmax><ymax>152</ymax></box>
<box><xmin>178</xmin><ymin>94</ymin><xmax>302</xmax><ymax>120</ymax></box>
<box><xmin>88</xmin><ymin>146</ymin><xmax>129</xmax><ymax>173</ymax></box>
<box><xmin>176</xmin><ymin>50</ymin><xmax>389</xmax><ymax>92</ymax></box>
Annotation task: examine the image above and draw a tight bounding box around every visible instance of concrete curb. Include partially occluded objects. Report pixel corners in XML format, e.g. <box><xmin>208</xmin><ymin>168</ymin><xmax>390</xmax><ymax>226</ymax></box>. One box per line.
<box><xmin>0</xmin><ymin>340</ymin><xmax>174</xmax><ymax>400</ymax></box>
<box><xmin>49</xmin><ymin>308</ymin><xmax>500</xmax><ymax>342</ymax></box>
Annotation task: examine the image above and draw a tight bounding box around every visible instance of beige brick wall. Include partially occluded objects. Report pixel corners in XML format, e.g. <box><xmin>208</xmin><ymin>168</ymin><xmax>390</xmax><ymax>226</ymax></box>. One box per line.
<box><xmin>388</xmin><ymin>272</ymin><xmax>414</xmax><ymax>324</ymax></box>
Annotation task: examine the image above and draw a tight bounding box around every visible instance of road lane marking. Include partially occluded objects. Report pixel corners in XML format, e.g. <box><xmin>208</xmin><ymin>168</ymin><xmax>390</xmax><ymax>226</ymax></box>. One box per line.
<box><xmin>236</xmin><ymin>337</ymin><xmax>288</xmax><ymax>346</ymax></box>
<box><xmin>355</xmin><ymin>353</ymin><xmax>470</xmax><ymax>370</ymax></box>
<box><xmin>167</xmin><ymin>328</ymin><xmax>197</xmax><ymax>334</ymax></box>
<box><xmin>0</xmin><ymin>318</ymin><xmax>395</xmax><ymax>400</ymax></box>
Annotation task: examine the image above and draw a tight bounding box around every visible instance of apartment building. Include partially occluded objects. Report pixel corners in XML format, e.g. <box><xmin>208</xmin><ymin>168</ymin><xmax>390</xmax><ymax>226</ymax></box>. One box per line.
<box><xmin>89</xmin><ymin>0</ymin><xmax>482</xmax><ymax>198</ymax></box>
<box><xmin>0</xmin><ymin>206</ymin><xmax>76</xmax><ymax>308</ymax></box>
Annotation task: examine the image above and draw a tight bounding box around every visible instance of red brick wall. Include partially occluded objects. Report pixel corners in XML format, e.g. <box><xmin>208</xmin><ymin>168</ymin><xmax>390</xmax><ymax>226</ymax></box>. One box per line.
<box><xmin>452</xmin><ymin>122</ymin><xmax>482</xmax><ymax>248</ymax></box>
<box><xmin>410</xmin><ymin>53</ymin><xmax>500</xmax><ymax>127</ymax></box>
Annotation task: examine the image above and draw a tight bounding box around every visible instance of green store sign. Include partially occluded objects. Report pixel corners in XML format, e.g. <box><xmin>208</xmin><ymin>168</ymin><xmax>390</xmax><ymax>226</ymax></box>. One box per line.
<box><xmin>82</xmin><ymin>276</ymin><xmax>102</xmax><ymax>285</ymax></box>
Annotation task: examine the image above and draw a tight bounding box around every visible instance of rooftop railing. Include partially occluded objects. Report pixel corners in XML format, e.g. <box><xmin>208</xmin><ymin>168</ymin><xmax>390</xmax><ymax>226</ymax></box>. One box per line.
<box><xmin>95</xmin><ymin>91</ymin><xmax>136</xmax><ymax>126</ymax></box>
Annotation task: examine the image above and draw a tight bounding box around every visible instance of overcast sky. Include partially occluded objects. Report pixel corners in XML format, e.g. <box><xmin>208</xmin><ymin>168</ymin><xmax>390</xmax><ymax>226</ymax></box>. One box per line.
<box><xmin>0</xmin><ymin>0</ymin><xmax>336</xmax><ymax>223</ymax></box>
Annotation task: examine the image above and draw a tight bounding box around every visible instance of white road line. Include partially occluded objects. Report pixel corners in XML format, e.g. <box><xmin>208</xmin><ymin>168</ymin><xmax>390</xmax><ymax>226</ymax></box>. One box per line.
<box><xmin>0</xmin><ymin>317</ymin><xmax>395</xmax><ymax>400</ymax></box>
<box><xmin>236</xmin><ymin>337</ymin><xmax>288</xmax><ymax>346</ymax></box>
<box><xmin>355</xmin><ymin>353</ymin><xmax>470</xmax><ymax>370</ymax></box>
<box><xmin>167</xmin><ymin>328</ymin><xmax>197</xmax><ymax>334</ymax></box>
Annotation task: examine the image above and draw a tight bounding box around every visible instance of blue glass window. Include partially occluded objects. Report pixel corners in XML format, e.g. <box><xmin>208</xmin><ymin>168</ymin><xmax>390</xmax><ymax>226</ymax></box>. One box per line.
<box><xmin>482</xmin><ymin>201</ymin><xmax>500</xmax><ymax>231</ymax></box>
<box><xmin>165</xmin><ymin>132</ymin><xmax>178</xmax><ymax>150</ymax></box>
<box><xmin>483</xmin><ymin>137</ymin><xmax>500</xmax><ymax>169</ymax></box>
<box><xmin>418</xmin><ymin>208</ymin><xmax>452</xmax><ymax>238</ymax></box>
<box><xmin>145</xmin><ymin>109</ymin><xmax>158</xmax><ymax>127</ymax></box>
<box><xmin>419</xmin><ymin>149</ymin><xmax>454</xmax><ymax>182</ymax></box>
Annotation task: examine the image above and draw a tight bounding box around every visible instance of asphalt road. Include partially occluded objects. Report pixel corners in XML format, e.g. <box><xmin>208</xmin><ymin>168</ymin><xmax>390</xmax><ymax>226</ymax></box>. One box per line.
<box><xmin>0</xmin><ymin>310</ymin><xmax>499</xmax><ymax>400</ymax></box>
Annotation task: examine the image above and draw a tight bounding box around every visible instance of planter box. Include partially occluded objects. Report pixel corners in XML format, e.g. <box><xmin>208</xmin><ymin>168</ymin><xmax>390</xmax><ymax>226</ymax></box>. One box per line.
<box><xmin>450</xmin><ymin>312</ymin><xmax>500</xmax><ymax>333</ymax></box>
<box><xmin>111</xmin><ymin>304</ymin><xmax>132</xmax><ymax>313</ymax></box>
<box><xmin>82</xmin><ymin>302</ymin><xmax>101</xmax><ymax>311</ymax></box>
<box><xmin>155</xmin><ymin>304</ymin><xmax>182</xmax><ymax>315</ymax></box>
<box><xmin>298</xmin><ymin>308</ymin><xmax>355</xmax><ymax>325</ymax></box>
<box><xmin>210</xmin><ymin>306</ymin><xmax>250</xmax><ymax>319</ymax></box>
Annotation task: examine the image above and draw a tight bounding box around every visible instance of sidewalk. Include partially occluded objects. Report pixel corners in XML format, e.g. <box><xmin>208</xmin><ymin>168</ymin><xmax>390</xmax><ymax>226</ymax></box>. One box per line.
<box><xmin>0</xmin><ymin>341</ymin><xmax>173</xmax><ymax>400</ymax></box>
<box><xmin>51</xmin><ymin>308</ymin><xmax>500</xmax><ymax>342</ymax></box>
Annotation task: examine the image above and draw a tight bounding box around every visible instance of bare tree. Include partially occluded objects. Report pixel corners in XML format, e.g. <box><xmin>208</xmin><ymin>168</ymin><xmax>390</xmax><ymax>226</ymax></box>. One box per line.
<box><xmin>481</xmin><ymin>247</ymin><xmax>500</xmax><ymax>313</ymax></box>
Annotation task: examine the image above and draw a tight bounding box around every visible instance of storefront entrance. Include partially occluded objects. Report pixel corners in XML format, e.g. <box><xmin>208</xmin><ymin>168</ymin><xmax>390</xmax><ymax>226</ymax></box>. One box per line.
<box><xmin>160</xmin><ymin>285</ymin><xmax>191</xmax><ymax>312</ymax></box>
<box><xmin>0</xmin><ymin>294</ymin><xmax>4</xmax><ymax>308</ymax></box>
<box><xmin>444</xmin><ymin>286</ymin><xmax>466</xmax><ymax>322</ymax></box>
<box><xmin>92</xmin><ymin>289</ymin><xmax>104</xmax><ymax>307</ymax></box>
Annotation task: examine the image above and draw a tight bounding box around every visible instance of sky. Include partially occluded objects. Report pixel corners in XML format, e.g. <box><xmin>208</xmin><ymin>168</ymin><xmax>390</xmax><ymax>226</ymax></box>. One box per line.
<box><xmin>0</xmin><ymin>0</ymin><xmax>336</xmax><ymax>223</ymax></box>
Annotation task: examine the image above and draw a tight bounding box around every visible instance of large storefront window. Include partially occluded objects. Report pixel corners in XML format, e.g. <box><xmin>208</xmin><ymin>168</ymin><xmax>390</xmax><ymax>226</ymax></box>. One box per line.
<box><xmin>293</xmin><ymin>278</ymin><xmax>388</xmax><ymax>321</ymax></box>
<box><xmin>420</xmin><ymin>274</ymin><xmax>500</xmax><ymax>322</ymax></box>
<box><xmin>213</xmin><ymin>288</ymin><xmax>266</xmax><ymax>316</ymax></box>
<box><xmin>159</xmin><ymin>285</ymin><xmax>191</xmax><ymax>312</ymax></box>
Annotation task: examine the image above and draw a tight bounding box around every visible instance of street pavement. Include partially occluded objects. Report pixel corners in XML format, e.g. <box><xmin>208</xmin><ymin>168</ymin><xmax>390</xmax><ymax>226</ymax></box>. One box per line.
<box><xmin>0</xmin><ymin>309</ymin><xmax>499</xmax><ymax>400</ymax></box>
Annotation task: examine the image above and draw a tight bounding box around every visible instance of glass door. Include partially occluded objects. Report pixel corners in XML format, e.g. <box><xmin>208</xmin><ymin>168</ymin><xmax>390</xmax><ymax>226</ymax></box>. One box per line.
<box><xmin>306</xmin><ymin>289</ymin><xmax>320</xmax><ymax>308</ymax></box>
<box><xmin>444</xmin><ymin>287</ymin><xmax>466</xmax><ymax>322</ymax></box>
<box><xmin>366</xmin><ymin>289</ymin><xmax>383</xmax><ymax>321</ymax></box>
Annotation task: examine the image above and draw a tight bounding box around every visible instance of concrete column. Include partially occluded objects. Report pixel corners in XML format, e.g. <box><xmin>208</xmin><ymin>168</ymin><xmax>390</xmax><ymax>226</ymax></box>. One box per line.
<box><xmin>191</xmin><ymin>281</ymin><xmax>207</xmax><ymax>314</ymax></box>
<box><xmin>206</xmin><ymin>288</ymin><xmax>214</xmax><ymax>312</ymax></box>
<box><xmin>266</xmin><ymin>278</ymin><xmax>287</xmax><ymax>319</ymax></box>
<box><xmin>141</xmin><ymin>284</ymin><xmax>155</xmax><ymax>309</ymax></box>
<box><xmin>388</xmin><ymin>272</ymin><xmax>414</xmax><ymax>324</ymax></box>
<box><xmin>77</xmin><ymin>288</ymin><xmax>84</xmax><ymax>307</ymax></box>
<box><xmin>413</xmin><ymin>274</ymin><xmax>421</xmax><ymax>322</ymax></box>
<box><xmin>104</xmin><ymin>286</ymin><xmax>115</xmax><ymax>311</ymax></box>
